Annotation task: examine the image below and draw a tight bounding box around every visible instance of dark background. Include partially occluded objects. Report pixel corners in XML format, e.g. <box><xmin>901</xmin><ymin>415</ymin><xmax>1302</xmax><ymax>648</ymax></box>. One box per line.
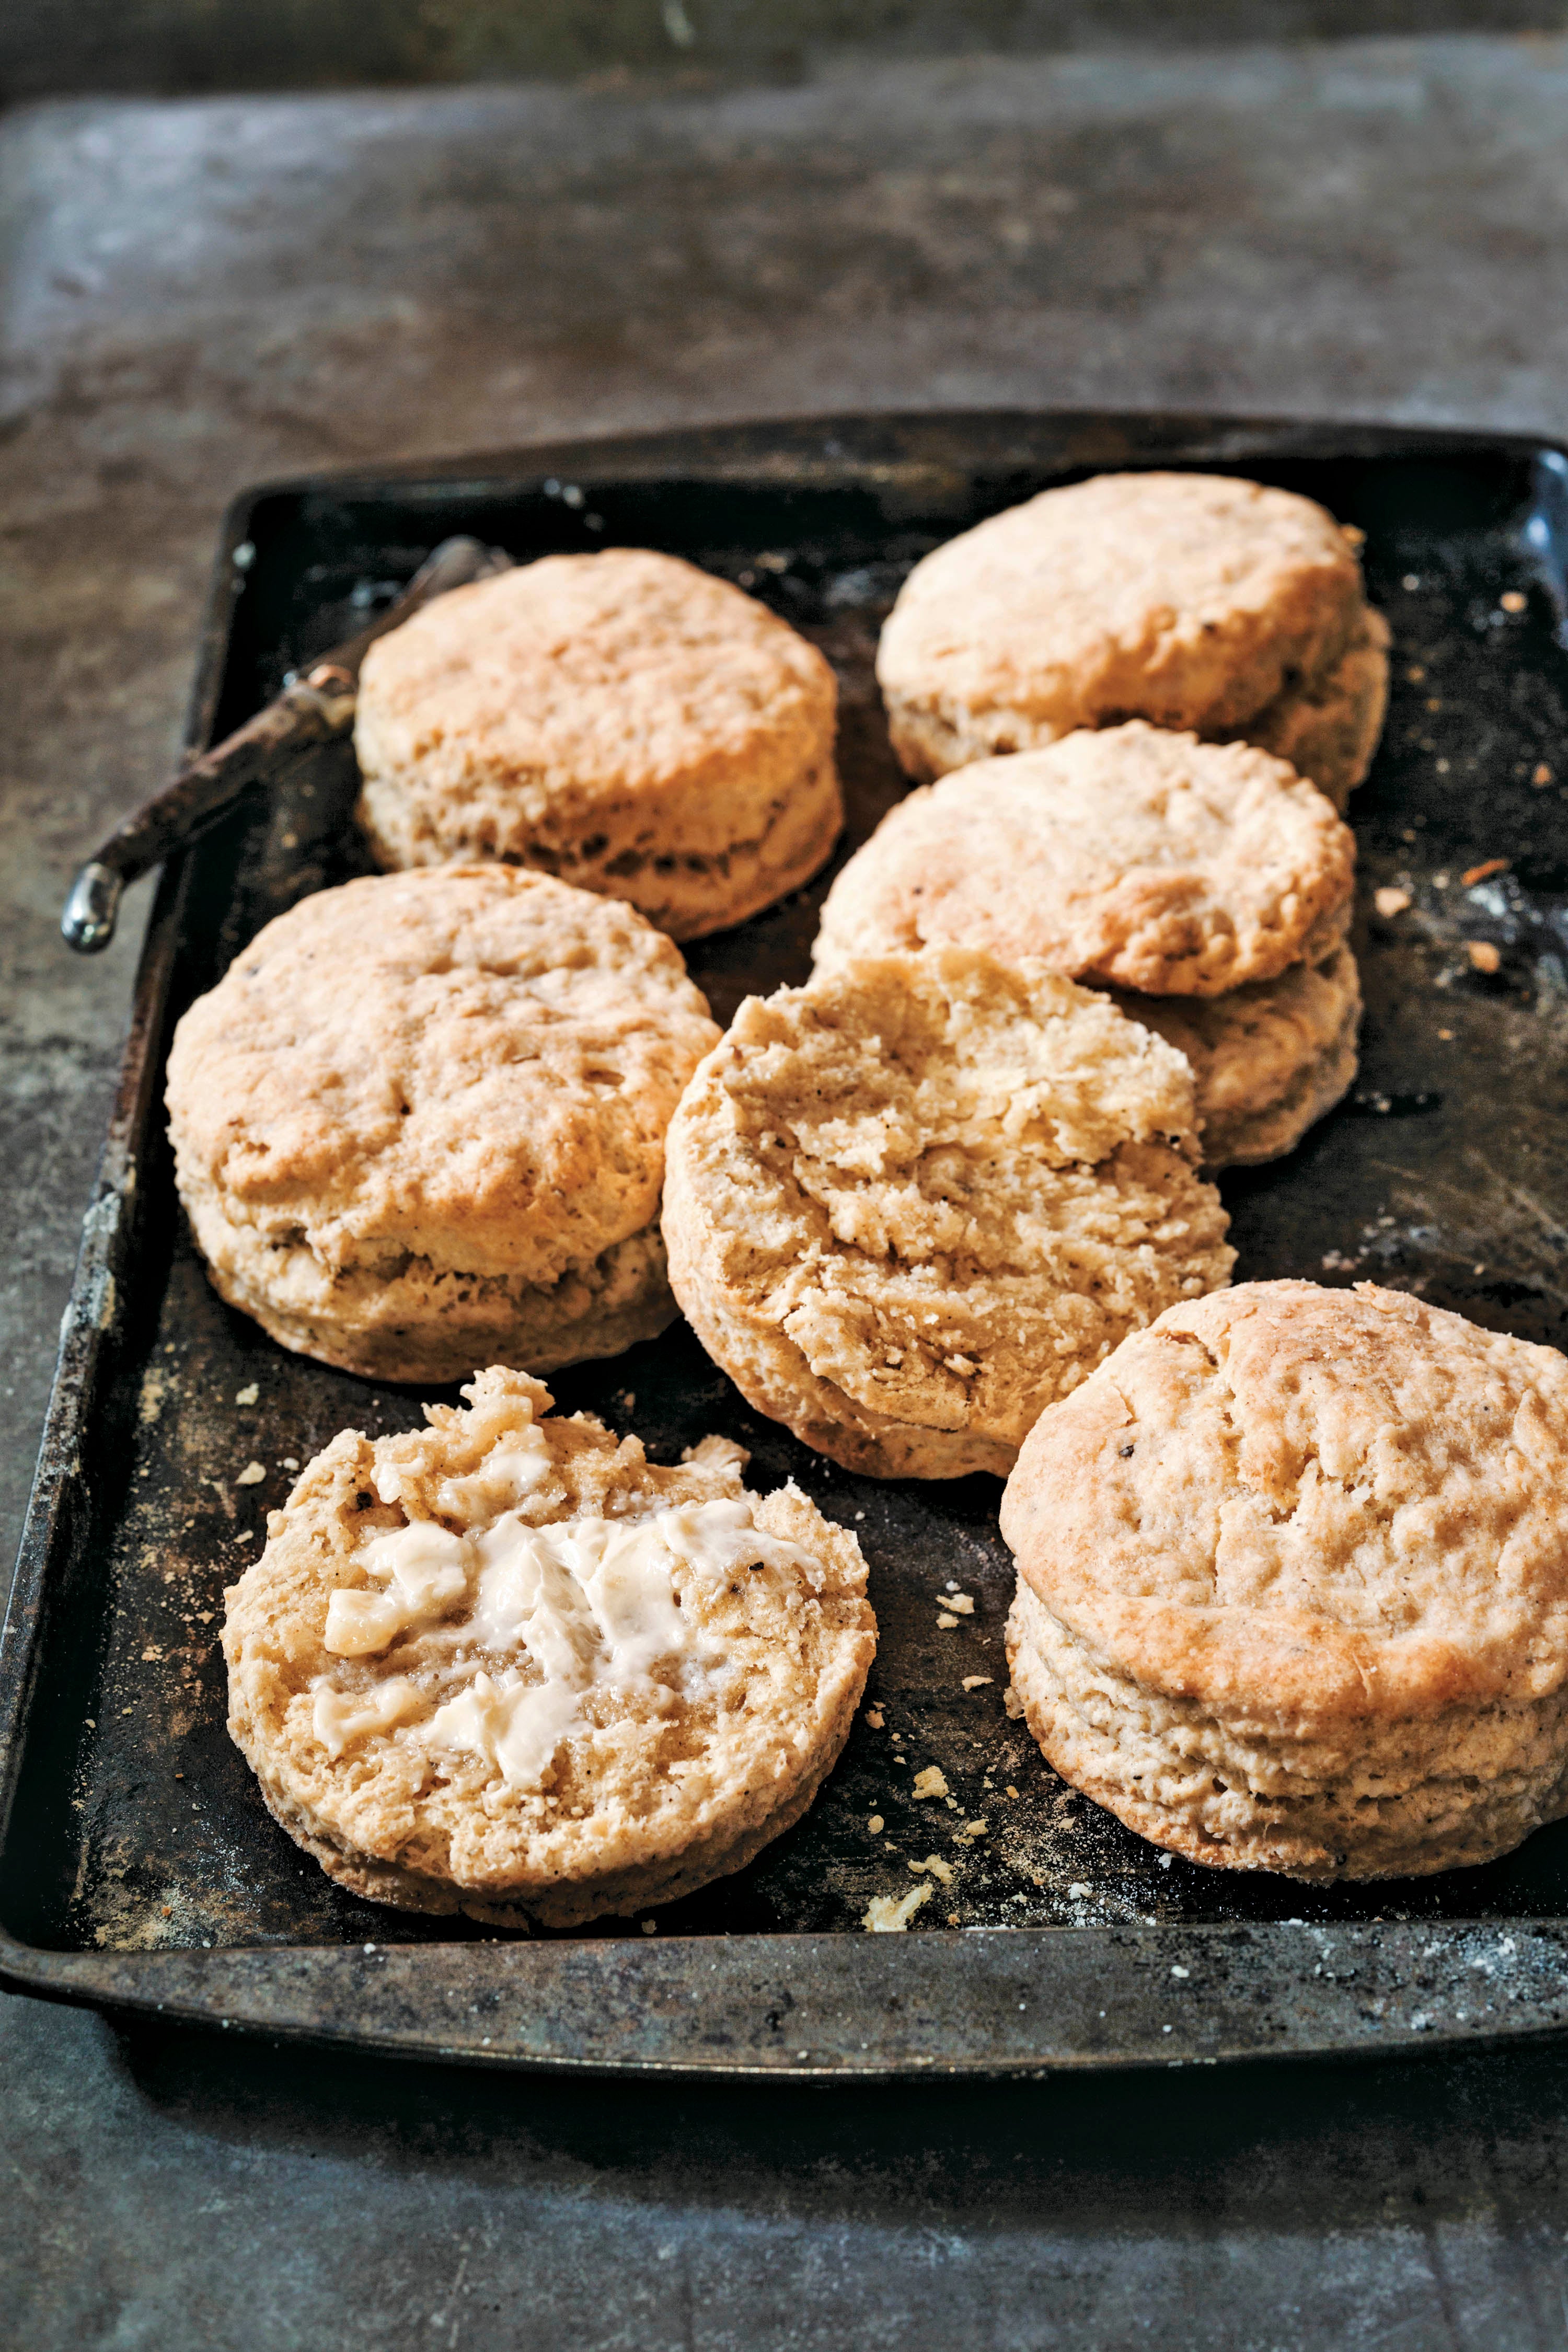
<box><xmin>8</xmin><ymin>4</ymin><xmax>1568</xmax><ymax>2343</ymax></box>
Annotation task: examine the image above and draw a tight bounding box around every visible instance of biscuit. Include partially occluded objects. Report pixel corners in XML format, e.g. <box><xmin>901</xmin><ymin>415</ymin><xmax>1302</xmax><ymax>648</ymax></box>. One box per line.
<box><xmin>662</xmin><ymin>950</ymin><xmax>1235</xmax><ymax>1480</ymax></box>
<box><xmin>165</xmin><ymin>867</ymin><xmax>720</xmax><ymax>1382</ymax></box>
<box><xmin>1002</xmin><ymin>1281</ymin><xmax>1568</xmax><ymax>1882</ymax></box>
<box><xmin>354</xmin><ymin>550</ymin><xmax>843</xmax><ymax>940</ymax></box>
<box><xmin>877</xmin><ymin>471</ymin><xmax>1383</xmax><ymax>791</ymax></box>
<box><xmin>1231</xmin><ymin>605</ymin><xmax>1391</xmax><ymax>812</ymax></box>
<box><xmin>812</xmin><ymin>724</ymin><xmax>1355</xmax><ymax>996</ymax></box>
<box><xmin>1105</xmin><ymin>946</ymin><xmax>1362</xmax><ymax>1169</ymax></box>
<box><xmin>224</xmin><ymin>1367</ymin><xmax>876</xmax><ymax>1927</ymax></box>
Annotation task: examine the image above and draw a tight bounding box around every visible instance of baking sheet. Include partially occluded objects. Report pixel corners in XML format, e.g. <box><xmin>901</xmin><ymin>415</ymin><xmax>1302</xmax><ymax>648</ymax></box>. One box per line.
<box><xmin>6</xmin><ymin>409</ymin><xmax>1568</xmax><ymax>2072</ymax></box>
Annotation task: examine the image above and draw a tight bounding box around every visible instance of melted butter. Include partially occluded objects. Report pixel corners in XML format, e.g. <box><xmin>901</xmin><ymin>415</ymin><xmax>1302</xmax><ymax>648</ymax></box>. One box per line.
<box><xmin>424</xmin><ymin>1670</ymin><xmax>582</xmax><ymax>1791</ymax></box>
<box><xmin>323</xmin><ymin>1520</ymin><xmax>471</xmax><ymax>1656</ymax></box>
<box><xmin>312</xmin><ymin>1677</ymin><xmax>424</xmax><ymax>1757</ymax></box>
<box><xmin>316</xmin><ymin>1486</ymin><xmax>826</xmax><ymax>1793</ymax></box>
<box><xmin>433</xmin><ymin>1425</ymin><xmax>552</xmax><ymax>1518</ymax></box>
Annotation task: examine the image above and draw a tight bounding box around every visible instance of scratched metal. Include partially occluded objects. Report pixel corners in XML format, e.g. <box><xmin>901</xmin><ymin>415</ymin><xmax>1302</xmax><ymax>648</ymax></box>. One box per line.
<box><xmin>8</xmin><ymin>410</ymin><xmax>1568</xmax><ymax>2074</ymax></box>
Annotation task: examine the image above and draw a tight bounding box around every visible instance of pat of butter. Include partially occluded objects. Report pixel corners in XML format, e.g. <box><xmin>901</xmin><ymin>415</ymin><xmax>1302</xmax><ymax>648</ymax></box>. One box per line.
<box><xmin>424</xmin><ymin>1670</ymin><xmax>583</xmax><ymax>1792</ymax></box>
<box><xmin>324</xmin><ymin>1520</ymin><xmax>471</xmax><ymax>1655</ymax></box>
<box><xmin>313</xmin><ymin>1677</ymin><xmax>424</xmax><ymax>1757</ymax></box>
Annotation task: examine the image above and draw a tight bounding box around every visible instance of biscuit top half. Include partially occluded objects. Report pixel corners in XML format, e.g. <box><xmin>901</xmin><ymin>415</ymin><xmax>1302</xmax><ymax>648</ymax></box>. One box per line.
<box><xmin>813</xmin><ymin>723</ymin><xmax>1355</xmax><ymax>995</ymax></box>
<box><xmin>877</xmin><ymin>471</ymin><xmax>1367</xmax><ymax>737</ymax></box>
<box><xmin>1001</xmin><ymin>1280</ymin><xmax>1568</xmax><ymax>1728</ymax></box>
<box><xmin>354</xmin><ymin>547</ymin><xmax>835</xmax><ymax>821</ymax></box>
<box><xmin>166</xmin><ymin>866</ymin><xmax>719</xmax><ymax>1284</ymax></box>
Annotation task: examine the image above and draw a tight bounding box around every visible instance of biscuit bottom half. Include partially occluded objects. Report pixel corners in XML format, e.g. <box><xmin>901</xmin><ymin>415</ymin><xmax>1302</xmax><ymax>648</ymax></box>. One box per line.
<box><xmin>236</xmin><ymin>1684</ymin><xmax>859</xmax><ymax>1929</ymax></box>
<box><xmin>185</xmin><ymin>1186</ymin><xmax>676</xmax><ymax>1385</ymax></box>
<box><xmin>884</xmin><ymin>606</ymin><xmax>1390</xmax><ymax>814</ymax></box>
<box><xmin>1006</xmin><ymin>1583</ymin><xmax>1568</xmax><ymax>1883</ymax></box>
<box><xmin>223</xmin><ymin>1370</ymin><xmax>875</xmax><ymax>1927</ymax></box>
<box><xmin>356</xmin><ymin>756</ymin><xmax>845</xmax><ymax>944</ymax></box>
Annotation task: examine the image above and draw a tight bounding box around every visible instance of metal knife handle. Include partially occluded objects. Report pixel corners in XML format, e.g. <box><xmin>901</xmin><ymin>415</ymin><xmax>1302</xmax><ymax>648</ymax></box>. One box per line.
<box><xmin>61</xmin><ymin>534</ymin><xmax>511</xmax><ymax>952</ymax></box>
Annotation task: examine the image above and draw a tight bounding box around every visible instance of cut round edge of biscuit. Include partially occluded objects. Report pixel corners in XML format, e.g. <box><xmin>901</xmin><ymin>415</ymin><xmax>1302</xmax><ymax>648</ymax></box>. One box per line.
<box><xmin>222</xmin><ymin>1366</ymin><xmax>877</xmax><ymax>1928</ymax></box>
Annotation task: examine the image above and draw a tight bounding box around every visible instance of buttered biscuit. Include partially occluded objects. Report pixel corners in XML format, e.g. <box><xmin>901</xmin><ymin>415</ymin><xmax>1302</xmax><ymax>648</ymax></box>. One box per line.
<box><xmin>662</xmin><ymin>950</ymin><xmax>1235</xmax><ymax>1481</ymax></box>
<box><xmin>1003</xmin><ymin>1281</ymin><xmax>1568</xmax><ymax>1882</ymax></box>
<box><xmin>165</xmin><ymin>867</ymin><xmax>719</xmax><ymax>1382</ymax></box>
<box><xmin>354</xmin><ymin>549</ymin><xmax>843</xmax><ymax>939</ymax></box>
<box><xmin>224</xmin><ymin>1367</ymin><xmax>875</xmax><ymax>1926</ymax></box>
<box><xmin>1106</xmin><ymin>946</ymin><xmax>1362</xmax><ymax>1169</ymax></box>
<box><xmin>877</xmin><ymin>471</ymin><xmax>1387</xmax><ymax>807</ymax></box>
<box><xmin>813</xmin><ymin>725</ymin><xmax>1355</xmax><ymax>997</ymax></box>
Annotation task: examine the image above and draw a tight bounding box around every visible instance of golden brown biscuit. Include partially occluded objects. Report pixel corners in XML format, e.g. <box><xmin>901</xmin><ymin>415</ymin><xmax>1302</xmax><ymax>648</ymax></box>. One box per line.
<box><xmin>812</xmin><ymin>724</ymin><xmax>1355</xmax><ymax>997</ymax></box>
<box><xmin>662</xmin><ymin>949</ymin><xmax>1235</xmax><ymax>1480</ymax></box>
<box><xmin>1002</xmin><ymin>1281</ymin><xmax>1568</xmax><ymax>1882</ymax></box>
<box><xmin>877</xmin><ymin>471</ymin><xmax>1385</xmax><ymax>793</ymax></box>
<box><xmin>1105</xmin><ymin>946</ymin><xmax>1362</xmax><ymax>1169</ymax></box>
<box><xmin>354</xmin><ymin>550</ymin><xmax>843</xmax><ymax>939</ymax></box>
<box><xmin>1234</xmin><ymin>606</ymin><xmax>1391</xmax><ymax>812</ymax></box>
<box><xmin>165</xmin><ymin>867</ymin><xmax>719</xmax><ymax>1382</ymax></box>
<box><xmin>224</xmin><ymin>1367</ymin><xmax>875</xmax><ymax>1927</ymax></box>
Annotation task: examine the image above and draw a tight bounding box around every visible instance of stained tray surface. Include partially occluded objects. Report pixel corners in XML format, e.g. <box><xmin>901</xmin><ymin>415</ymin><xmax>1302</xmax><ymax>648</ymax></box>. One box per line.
<box><xmin>8</xmin><ymin>411</ymin><xmax>1568</xmax><ymax>2074</ymax></box>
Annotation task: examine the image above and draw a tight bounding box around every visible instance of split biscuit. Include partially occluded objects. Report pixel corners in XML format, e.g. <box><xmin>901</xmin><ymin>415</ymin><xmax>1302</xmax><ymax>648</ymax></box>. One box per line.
<box><xmin>354</xmin><ymin>549</ymin><xmax>843</xmax><ymax>940</ymax></box>
<box><xmin>662</xmin><ymin>949</ymin><xmax>1235</xmax><ymax>1480</ymax></box>
<box><xmin>1002</xmin><ymin>1280</ymin><xmax>1568</xmax><ymax>1882</ymax></box>
<box><xmin>224</xmin><ymin>1366</ymin><xmax>875</xmax><ymax>1927</ymax></box>
<box><xmin>165</xmin><ymin>866</ymin><xmax>719</xmax><ymax>1382</ymax></box>
<box><xmin>1105</xmin><ymin>945</ymin><xmax>1362</xmax><ymax>1169</ymax></box>
<box><xmin>812</xmin><ymin>724</ymin><xmax>1355</xmax><ymax>997</ymax></box>
<box><xmin>877</xmin><ymin>471</ymin><xmax>1388</xmax><ymax>806</ymax></box>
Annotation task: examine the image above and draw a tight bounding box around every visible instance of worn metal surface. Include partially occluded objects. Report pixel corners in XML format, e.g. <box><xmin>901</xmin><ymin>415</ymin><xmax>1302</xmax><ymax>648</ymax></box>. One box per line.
<box><xmin>6</xmin><ymin>0</ymin><xmax>1566</xmax><ymax>105</ymax></box>
<box><xmin>11</xmin><ymin>43</ymin><xmax>1568</xmax><ymax>2343</ymax></box>
<box><xmin>8</xmin><ymin>411</ymin><xmax>1568</xmax><ymax>2079</ymax></box>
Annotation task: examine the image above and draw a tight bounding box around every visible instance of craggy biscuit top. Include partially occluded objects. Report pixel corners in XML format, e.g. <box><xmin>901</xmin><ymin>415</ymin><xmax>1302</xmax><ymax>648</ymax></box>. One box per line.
<box><xmin>813</xmin><ymin>724</ymin><xmax>1355</xmax><ymax>995</ymax></box>
<box><xmin>166</xmin><ymin>866</ymin><xmax>719</xmax><ymax>1285</ymax></box>
<box><xmin>877</xmin><ymin>471</ymin><xmax>1366</xmax><ymax>741</ymax></box>
<box><xmin>223</xmin><ymin>1368</ymin><xmax>874</xmax><ymax>1903</ymax></box>
<box><xmin>664</xmin><ymin>950</ymin><xmax>1234</xmax><ymax>1455</ymax></box>
<box><xmin>1001</xmin><ymin>1281</ymin><xmax>1568</xmax><ymax>1730</ymax></box>
<box><xmin>354</xmin><ymin>548</ymin><xmax>836</xmax><ymax>831</ymax></box>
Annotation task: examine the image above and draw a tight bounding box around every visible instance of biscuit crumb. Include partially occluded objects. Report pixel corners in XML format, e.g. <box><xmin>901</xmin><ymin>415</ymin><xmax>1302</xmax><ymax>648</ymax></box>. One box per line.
<box><xmin>912</xmin><ymin>1767</ymin><xmax>949</xmax><ymax>1800</ymax></box>
<box><xmin>1004</xmin><ymin>1688</ymin><xmax>1024</xmax><ymax>1719</ymax></box>
<box><xmin>957</xmin><ymin>1819</ymin><xmax>989</xmax><ymax>1840</ymax></box>
<box><xmin>864</xmin><ymin>1707</ymin><xmax>884</xmax><ymax>1729</ymax></box>
<box><xmin>944</xmin><ymin>1594</ymin><xmax>975</xmax><ymax>1616</ymax></box>
<box><xmin>1374</xmin><ymin>886</ymin><xmax>1411</xmax><ymax>917</ymax></box>
<box><xmin>1501</xmin><ymin>590</ymin><xmax>1527</xmax><ymax>613</ymax></box>
<box><xmin>1462</xmin><ymin>858</ymin><xmax>1508</xmax><ymax>887</ymax></box>
<box><xmin>1467</xmin><ymin>941</ymin><xmax>1502</xmax><ymax>974</ymax></box>
<box><xmin>868</xmin><ymin>1814</ymin><xmax>885</xmax><ymax>1834</ymax></box>
<box><xmin>862</xmin><ymin>1884</ymin><xmax>932</xmax><ymax>1932</ymax></box>
<box><xmin>961</xmin><ymin>1676</ymin><xmax>994</xmax><ymax>1691</ymax></box>
<box><xmin>909</xmin><ymin>1854</ymin><xmax>954</xmax><ymax>1885</ymax></box>
<box><xmin>1535</xmin><ymin>764</ymin><xmax>1554</xmax><ymax>787</ymax></box>
<box><xmin>1437</xmin><ymin>1028</ymin><xmax>1454</xmax><ymax>1041</ymax></box>
<box><xmin>1006</xmin><ymin>1785</ymin><xmax>1020</xmax><ymax>1799</ymax></box>
<box><xmin>236</xmin><ymin>1461</ymin><xmax>267</xmax><ymax>1486</ymax></box>
<box><xmin>235</xmin><ymin>1384</ymin><xmax>259</xmax><ymax>1406</ymax></box>
<box><xmin>937</xmin><ymin>1611</ymin><xmax>959</xmax><ymax>1629</ymax></box>
<box><xmin>1406</xmin><ymin>664</ymin><xmax>1425</xmax><ymax>682</ymax></box>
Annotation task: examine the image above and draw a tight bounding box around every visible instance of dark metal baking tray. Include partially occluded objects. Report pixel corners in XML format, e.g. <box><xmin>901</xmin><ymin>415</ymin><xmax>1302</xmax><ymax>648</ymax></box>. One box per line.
<box><xmin>9</xmin><ymin>408</ymin><xmax>1568</xmax><ymax>2078</ymax></box>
